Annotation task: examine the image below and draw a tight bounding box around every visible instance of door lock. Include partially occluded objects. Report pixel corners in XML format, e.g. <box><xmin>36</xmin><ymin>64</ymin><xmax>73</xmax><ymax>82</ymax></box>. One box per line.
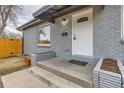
<box><xmin>73</xmin><ymin>37</ymin><xmax>76</xmax><ymax>40</ymax></box>
<box><xmin>73</xmin><ymin>34</ymin><xmax>76</xmax><ymax>40</ymax></box>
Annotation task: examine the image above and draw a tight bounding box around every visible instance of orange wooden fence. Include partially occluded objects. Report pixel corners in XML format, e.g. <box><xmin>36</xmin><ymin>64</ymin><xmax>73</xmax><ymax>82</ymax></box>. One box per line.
<box><xmin>0</xmin><ymin>38</ymin><xmax>22</xmax><ymax>58</ymax></box>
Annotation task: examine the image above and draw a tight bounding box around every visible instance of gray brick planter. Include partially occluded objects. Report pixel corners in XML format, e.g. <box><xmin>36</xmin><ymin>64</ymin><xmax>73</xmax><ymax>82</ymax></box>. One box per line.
<box><xmin>30</xmin><ymin>52</ymin><xmax>56</xmax><ymax>66</ymax></box>
<box><xmin>93</xmin><ymin>58</ymin><xmax>124</xmax><ymax>88</ymax></box>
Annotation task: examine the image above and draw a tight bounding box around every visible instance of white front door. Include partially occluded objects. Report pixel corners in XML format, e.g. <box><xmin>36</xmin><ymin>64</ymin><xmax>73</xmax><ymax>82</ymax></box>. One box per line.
<box><xmin>72</xmin><ymin>8</ymin><xmax>93</xmax><ymax>57</ymax></box>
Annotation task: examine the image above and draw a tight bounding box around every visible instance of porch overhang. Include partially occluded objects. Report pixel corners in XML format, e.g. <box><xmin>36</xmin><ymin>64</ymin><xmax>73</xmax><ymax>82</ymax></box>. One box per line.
<box><xmin>33</xmin><ymin>5</ymin><xmax>89</xmax><ymax>23</ymax></box>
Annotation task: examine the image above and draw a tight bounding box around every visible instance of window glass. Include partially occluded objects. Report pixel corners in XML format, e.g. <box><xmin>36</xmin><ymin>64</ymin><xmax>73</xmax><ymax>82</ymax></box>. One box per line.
<box><xmin>37</xmin><ymin>25</ymin><xmax>51</xmax><ymax>46</ymax></box>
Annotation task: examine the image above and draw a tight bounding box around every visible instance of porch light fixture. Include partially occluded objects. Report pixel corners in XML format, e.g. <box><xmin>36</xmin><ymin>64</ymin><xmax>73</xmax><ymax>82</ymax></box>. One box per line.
<box><xmin>61</xmin><ymin>18</ymin><xmax>68</xmax><ymax>26</ymax></box>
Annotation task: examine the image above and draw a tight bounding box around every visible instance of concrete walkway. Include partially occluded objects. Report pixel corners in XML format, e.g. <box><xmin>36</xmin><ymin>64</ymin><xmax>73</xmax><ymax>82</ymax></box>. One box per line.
<box><xmin>1</xmin><ymin>69</ymin><xmax>47</xmax><ymax>88</ymax></box>
<box><xmin>0</xmin><ymin>77</ymin><xmax>3</xmax><ymax>88</ymax></box>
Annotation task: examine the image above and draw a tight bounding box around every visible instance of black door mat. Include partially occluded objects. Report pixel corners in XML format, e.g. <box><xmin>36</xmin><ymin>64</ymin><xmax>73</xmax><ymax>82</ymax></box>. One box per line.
<box><xmin>68</xmin><ymin>60</ymin><xmax>88</xmax><ymax>66</ymax></box>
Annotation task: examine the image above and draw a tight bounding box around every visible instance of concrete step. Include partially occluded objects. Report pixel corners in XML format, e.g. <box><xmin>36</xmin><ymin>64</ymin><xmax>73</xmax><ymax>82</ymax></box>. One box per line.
<box><xmin>28</xmin><ymin>66</ymin><xmax>81</xmax><ymax>88</ymax></box>
<box><xmin>36</xmin><ymin>58</ymin><xmax>93</xmax><ymax>88</ymax></box>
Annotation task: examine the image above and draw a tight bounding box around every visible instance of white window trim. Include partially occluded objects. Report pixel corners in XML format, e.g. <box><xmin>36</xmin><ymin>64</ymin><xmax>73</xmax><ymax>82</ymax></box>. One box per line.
<box><xmin>37</xmin><ymin>44</ymin><xmax>51</xmax><ymax>47</ymax></box>
<box><xmin>121</xmin><ymin>5</ymin><xmax>124</xmax><ymax>41</ymax></box>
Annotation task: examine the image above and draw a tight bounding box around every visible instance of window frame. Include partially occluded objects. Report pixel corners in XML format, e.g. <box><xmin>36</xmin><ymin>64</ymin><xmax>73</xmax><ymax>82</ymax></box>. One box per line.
<box><xmin>121</xmin><ymin>5</ymin><xmax>124</xmax><ymax>40</ymax></box>
<box><xmin>37</xmin><ymin>23</ymin><xmax>51</xmax><ymax>47</ymax></box>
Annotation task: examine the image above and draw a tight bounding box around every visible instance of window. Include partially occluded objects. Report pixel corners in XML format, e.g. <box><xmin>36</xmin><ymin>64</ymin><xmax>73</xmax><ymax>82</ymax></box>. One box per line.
<box><xmin>121</xmin><ymin>6</ymin><xmax>124</xmax><ymax>40</ymax></box>
<box><xmin>37</xmin><ymin>25</ymin><xmax>51</xmax><ymax>47</ymax></box>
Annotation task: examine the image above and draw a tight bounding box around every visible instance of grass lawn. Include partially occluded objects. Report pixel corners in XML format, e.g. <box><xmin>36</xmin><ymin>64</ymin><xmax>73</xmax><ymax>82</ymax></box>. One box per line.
<box><xmin>0</xmin><ymin>56</ymin><xmax>30</xmax><ymax>76</ymax></box>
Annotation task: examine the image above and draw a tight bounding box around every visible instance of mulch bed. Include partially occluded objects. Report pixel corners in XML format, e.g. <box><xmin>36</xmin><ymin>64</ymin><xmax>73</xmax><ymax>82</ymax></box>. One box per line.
<box><xmin>100</xmin><ymin>58</ymin><xmax>120</xmax><ymax>74</ymax></box>
<box><xmin>0</xmin><ymin>56</ymin><xmax>31</xmax><ymax>88</ymax></box>
<box><xmin>0</xmin><ymin>56</ymin><xmax>30</xmax><ymax>76</ymax></box>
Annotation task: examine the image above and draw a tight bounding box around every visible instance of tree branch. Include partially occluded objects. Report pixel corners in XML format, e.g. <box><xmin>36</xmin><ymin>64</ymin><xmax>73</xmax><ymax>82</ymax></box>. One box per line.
<box><xmin>0</xmin><ymin>5</ymin><xmax>23</xmax><ymax>37</ymax></box>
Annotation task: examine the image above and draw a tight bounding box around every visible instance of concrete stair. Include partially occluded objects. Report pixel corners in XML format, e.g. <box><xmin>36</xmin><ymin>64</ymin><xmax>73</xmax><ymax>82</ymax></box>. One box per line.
<box><xmin>28</xmin><ymin>66</ymin><xmax>81</xmax><ymax>88</ymax></box>
<box><xmin>36</xmin><ymin>63</ymin><xmax>92</xmax><ymax>88</ymax></box>
<box><xmin>28</xmin><ymin>57</ymin><xmax>94</xmax><ymax>88</ymax></box>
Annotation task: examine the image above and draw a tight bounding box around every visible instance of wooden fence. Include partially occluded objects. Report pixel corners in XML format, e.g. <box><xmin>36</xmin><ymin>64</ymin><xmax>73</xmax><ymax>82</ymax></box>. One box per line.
<box><xmin>0</xmin><ymin>38</ymin><xmax>22</xmax><ymax>58</ymax></box>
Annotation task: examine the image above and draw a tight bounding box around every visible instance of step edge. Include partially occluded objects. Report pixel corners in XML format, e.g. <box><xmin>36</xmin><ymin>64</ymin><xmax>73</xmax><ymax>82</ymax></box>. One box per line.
<box><xmin>37</xmin><ymin>63</ymin><xmax>92</xmax><ymax>87</ymax></box>
<box><xmin>28</xmin><ymin>67</ymin><xmax>82</xmax><ymax>88</ymax></box>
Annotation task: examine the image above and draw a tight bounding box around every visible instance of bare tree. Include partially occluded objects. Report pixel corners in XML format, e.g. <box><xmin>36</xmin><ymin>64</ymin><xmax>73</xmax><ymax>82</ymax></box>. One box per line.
<box><xmin>0</xmin><ymin>5</ymin><xmax>23</xmax><ymax>36</ymax></box>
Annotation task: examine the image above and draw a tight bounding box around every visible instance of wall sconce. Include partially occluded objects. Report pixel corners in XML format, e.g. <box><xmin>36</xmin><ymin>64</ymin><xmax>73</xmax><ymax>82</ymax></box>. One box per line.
<box><xmin>61</xmin><ymin>18</ymin><xmax>68</xmax><ymax>26</ymax></box>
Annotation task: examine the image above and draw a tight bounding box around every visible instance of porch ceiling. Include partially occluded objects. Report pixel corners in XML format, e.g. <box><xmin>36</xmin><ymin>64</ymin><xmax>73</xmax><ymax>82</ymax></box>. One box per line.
<box><xmin>33</xmin><ymin>5</ymin><xmax>89</xmax><ymax>23</ymax></box>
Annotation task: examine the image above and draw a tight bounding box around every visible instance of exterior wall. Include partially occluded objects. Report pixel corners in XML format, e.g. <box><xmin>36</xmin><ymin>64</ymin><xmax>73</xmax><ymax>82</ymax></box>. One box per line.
<box><xmin>23</xmin><ymin>5</ymin><xmax>124</xmax><ymax>63</ymax></box>
<box><xmin>93</xmin><ymin>5</ymin><xmax>124</xmax><ymax>62</ymax></box>
<box><xmin>51</xmin><ymin>14</ymin><xmax>72</xmax><ymax>58</ymax></box>
<box><xmin>23</xmin><ymin>24</ymin><xmax>53</xmax><ymax>55</ymax></box>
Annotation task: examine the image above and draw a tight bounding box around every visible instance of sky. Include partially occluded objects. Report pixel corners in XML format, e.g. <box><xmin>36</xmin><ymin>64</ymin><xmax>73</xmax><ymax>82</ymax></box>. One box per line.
<box><xmin>17</xmin><ymin>5</ymin><xmax>42</xmax><ymax>26</ymax></box>
<box><xmin>5</xmin><ymin>5</ymin><xmax>43</xmax><ymax>34</ymax></box>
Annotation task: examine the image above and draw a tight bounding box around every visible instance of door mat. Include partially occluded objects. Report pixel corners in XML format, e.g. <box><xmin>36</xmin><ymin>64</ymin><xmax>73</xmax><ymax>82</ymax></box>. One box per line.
<box><xmin>68</xmin><ymin>60</ymin><xmax>88</xmax><ymax>66</ymax></box>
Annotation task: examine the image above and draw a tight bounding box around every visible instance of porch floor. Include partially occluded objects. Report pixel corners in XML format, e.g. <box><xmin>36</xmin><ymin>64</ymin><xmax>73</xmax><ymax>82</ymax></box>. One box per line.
<box><xmin>37</xmin><ymin>57</ymin><xmax>95</xmax><ymax>87</ymax></box>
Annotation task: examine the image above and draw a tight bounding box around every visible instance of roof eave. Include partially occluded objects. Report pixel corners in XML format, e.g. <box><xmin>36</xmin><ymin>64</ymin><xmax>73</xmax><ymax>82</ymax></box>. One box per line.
<box><xmin>17</xmin><ymin>19</ymin><xmax>43</xmax><ymax>31</ymax></box>
<box><xmin>32</xmin><ymin>5</ymin><xmax>90</xmax><ymax>23</ymax></box>
<box><xmin>33</xmin><ymin>5</ymin><xmax>54</xmax><ymax>18</ymax></box>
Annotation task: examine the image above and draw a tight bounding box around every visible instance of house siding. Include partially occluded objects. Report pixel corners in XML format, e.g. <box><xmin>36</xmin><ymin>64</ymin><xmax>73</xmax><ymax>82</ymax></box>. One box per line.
<box><xmin>23</xmin><ymin>5</ymin><xmax>124</xmax><ymax>63</ymax></box>
<box><xmin>51</xmin><ymin>16</ymin><xmax>72</xmax><ymax>58</ymax></box>
<box><xmin>93</xmin><ymin>5</ymin><xmax>124</xmax><ymax>62</ymax></box>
